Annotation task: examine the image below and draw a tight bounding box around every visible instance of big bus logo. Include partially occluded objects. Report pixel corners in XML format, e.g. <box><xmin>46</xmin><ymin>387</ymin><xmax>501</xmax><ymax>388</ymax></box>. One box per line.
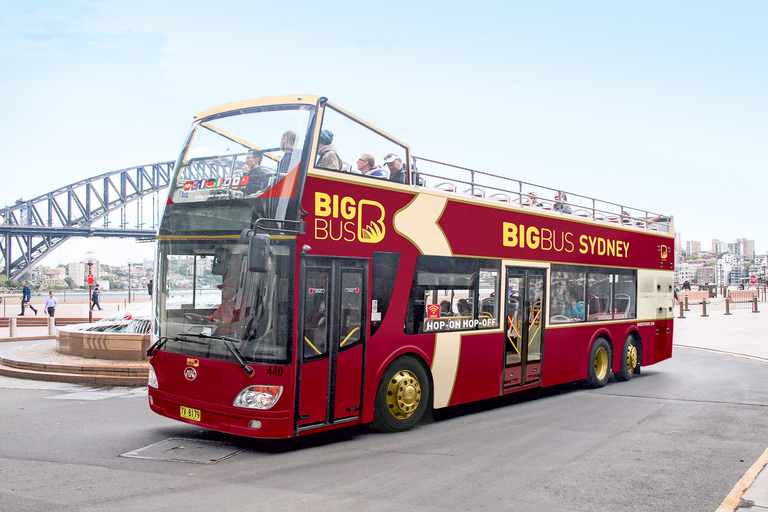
<box><xmin>314</xmin><ymin>192</ymin><xmax>386</xmax><ymax>244</ymax></box>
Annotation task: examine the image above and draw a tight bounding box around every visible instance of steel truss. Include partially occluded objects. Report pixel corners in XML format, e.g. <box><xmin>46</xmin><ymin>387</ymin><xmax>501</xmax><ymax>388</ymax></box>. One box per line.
<box><xmin>1</xmin><ymin>161</ymin><xmax>174</xmax><ymax>280</ymax></box>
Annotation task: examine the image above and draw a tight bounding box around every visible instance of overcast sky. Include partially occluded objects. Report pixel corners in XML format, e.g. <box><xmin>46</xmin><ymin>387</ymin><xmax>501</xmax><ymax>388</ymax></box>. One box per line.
<box><xmin>1</xmin><ymin>0</ymin><xmax>766</xmax><ymax>266</ymax></box>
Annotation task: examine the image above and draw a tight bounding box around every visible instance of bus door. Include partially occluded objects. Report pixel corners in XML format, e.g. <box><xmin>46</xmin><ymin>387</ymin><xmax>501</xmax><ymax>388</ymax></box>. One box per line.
<box><xmin>297</xmin><ymin>257</ymin><xmax>367</xmax><ymax>432</ymax></box>
<box><xmin>503</xmin><ymin>267</ymin><xmax>546</xmax><ymax>389</ymax></box>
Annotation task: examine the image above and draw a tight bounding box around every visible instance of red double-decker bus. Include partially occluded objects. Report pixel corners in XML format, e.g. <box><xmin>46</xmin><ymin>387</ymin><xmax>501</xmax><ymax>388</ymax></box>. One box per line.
<box><xmin>147</xmin><ymin>95</ymin><xmax>675</xmax><ymax>438</ymax></box>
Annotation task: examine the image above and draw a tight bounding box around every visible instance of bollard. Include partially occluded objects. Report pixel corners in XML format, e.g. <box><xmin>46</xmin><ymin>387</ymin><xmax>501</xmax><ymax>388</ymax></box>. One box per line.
<box><xmin>48</xmin><ymin>316</ymin><xmax>56</xmax><ymax>336</ymax></box>
<box><xmin>701</xmin><ymin>299</ymin><xmax>709</xmax><ymax>317</ymax></box>
<box><xmin>678</xmin><ymin>301</ymin><xmax>685</xmax><ymax>319</ymax></box>
<box><xmin>724</xmin><ymin>298</ymin><xmax>732</xmax><ymax>315</ymax></box>
<box><xmin>684</xmin><ymin>295</ymin><xmax>689</xmax><ymax>311</ymax></box>
<box><xmin>9</xmin><ymin>317</ymin><xmax>17</xmax><ymax>337</ymax></box>
<box><xmin>753</xmin><ymin>296</ymin><xmax>760</xmax><ymax>314</ymax></box>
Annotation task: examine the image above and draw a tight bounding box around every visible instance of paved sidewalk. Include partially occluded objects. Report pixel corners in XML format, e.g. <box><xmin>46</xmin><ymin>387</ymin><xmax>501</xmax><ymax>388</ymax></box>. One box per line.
<box><xmin>0</xmin><ymin>295</ymin><xmax>765</xmax><ymax>510</ymax></box>
<box><xmin>674</xmin><ymin>298</ymin><xmax>768</xmax><ymax>511</ymax></box>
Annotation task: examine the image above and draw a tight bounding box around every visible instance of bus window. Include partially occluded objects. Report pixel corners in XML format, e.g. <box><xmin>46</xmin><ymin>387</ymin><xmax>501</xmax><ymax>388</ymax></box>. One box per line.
<box><xmin>407</xmin><ymin>256</ymin><xmax>499</xmax><ymax>334</ymax></box>
<box><xmin>587</xmin><ymin>271</ymin><xmax>613</xmax><ymax>321</ymax></box>
<box><xmin>614</xmin><ymin>273</ymin><xmax>637</xmax><ymax>319</ymax></box>
<box><xmin>318</xmin><ymin>105</ymin><xmax>409</xmax><ymax>178</ymax></box>
<box><xmin>479</xmin><ymin>267</ymin><xmax>499</xmax><ymax>323</ymax></box>
<box><xmin>303</xmin><ymin>270</ymin><xmax>329</xmax><ymax>359</ymax></box>
<box><xmin>550</xmin><ymin>266</ymin><xmax>586</xmax><ymax>324</ymax></box>
<box><xmin>339</xmin><ymin>271</ymin><xmax>363</xmax><ymax>349</ymax></box>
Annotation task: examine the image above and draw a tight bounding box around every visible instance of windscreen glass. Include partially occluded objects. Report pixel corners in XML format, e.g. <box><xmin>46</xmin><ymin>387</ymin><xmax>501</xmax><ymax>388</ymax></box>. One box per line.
<box><xmin>160</xmin><ymin>105</ymin><xmax>313</xmax><ymax>235</ymax></box>
<box><xmin>155</xmin><ymin>239</ymin><xmax>294</xmax><ymax>364</ymax></box>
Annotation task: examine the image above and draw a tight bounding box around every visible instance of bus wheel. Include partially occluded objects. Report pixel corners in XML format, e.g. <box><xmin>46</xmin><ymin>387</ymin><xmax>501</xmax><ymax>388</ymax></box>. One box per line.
<box><xmin>373</xmin><ymin>356</ymin><xmax>430</xmax><ymax>432</ymax></box>
<box><xmin>586</xmin><ymin>338</ymin><xmax>611</xmax><ymax>388</ymax></box>
<box><xmin>615</xmin><ymin>335</ymin><xmax>640</xmax><ymax>382</ymax></box>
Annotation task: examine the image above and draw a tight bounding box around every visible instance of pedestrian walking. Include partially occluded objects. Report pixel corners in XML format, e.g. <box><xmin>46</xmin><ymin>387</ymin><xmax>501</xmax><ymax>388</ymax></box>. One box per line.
<box><xmin>19</xmin><ymin>280</ymin><xmax>38</xmax><ymax>316</ymax></box>
<box><xmin>91</xmin><ymin>286</ymin><xmax>102</xmax><ymax>311</ymax></box>
<box><xmin>44</xmin><ymin>291</ymin><xmax>58</xmax><ymax>317</ymax></box>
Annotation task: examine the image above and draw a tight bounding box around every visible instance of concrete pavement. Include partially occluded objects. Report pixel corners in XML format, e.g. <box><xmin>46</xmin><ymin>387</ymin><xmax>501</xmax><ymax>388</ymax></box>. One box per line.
<box><xmin>674</xmin><ymin>297</ymin><xmax>768</xmax><ymax>511</ymax></box>
<box><xmin>0</xmin><ymin>295</ymin><xmax>765</xmax><ymax>510</ymax></box>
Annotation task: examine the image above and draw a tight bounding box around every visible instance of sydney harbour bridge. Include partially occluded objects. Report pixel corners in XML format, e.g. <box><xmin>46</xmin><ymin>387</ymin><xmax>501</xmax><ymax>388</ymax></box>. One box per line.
<box><xmin>0</xmin><ymin>161</ymin><xmax>174</xmax><ymax>281</ymax></box>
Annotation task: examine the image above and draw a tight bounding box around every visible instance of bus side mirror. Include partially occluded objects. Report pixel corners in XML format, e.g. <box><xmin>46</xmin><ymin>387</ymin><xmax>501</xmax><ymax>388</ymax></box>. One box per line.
<box><xmin>243</xmin><ymin>231</ymin><xmax>270</xmax><ymax>272</ymax></box>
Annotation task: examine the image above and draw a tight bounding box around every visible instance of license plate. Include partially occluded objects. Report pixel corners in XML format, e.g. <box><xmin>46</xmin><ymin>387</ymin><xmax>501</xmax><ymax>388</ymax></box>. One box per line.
<box><xmin>180</xmin><ymin>406</ymin><xmax>201</xmax><ymax>422</ymax></box>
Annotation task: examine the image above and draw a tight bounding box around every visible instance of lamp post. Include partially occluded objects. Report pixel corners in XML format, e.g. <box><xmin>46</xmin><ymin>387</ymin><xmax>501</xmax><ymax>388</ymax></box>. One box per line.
<box><xmin>84</xmin><ymin>252</ymin><xmax>97</xmax><ymax>323</ymax></box>
<box><xmin>127</xmin><ymin>260</ymin><xmax>132</xmax><ymax>303</ymax></box>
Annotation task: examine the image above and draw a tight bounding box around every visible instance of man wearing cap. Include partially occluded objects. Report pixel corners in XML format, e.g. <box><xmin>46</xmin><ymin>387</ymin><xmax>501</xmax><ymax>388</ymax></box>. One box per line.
<box><xmin>208</xmin><ymin>278</ymin><xmax>238</xmax><ymax>325</ymax></box>
<box><xmin>384</xmin><ymin>153</ymin><xmax>408</xmax><ymax>184</ymax></box>
<box><xmin>316</xmin><ymin>130</ymin><xmax>342</xmax><ymax>170</ymax></box>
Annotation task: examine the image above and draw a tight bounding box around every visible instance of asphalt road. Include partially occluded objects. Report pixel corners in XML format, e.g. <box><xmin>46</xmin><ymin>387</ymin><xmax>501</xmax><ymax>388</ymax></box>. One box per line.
<box><xmin>1</xmin><ymin>343</ymin><xmax>767</xmax><ymax>512</ymax></box>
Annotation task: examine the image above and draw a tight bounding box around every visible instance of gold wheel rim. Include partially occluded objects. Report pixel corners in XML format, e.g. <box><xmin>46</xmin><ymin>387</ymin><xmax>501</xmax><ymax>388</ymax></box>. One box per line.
<box><xmin>626</xmin><ymin>342</ymin><xmax>638</xmax><ymax>373</ymax></box>
<box><xmin>385</xmin><ymin>370</ymin><xmax>422</xmax><ymax>420</ymax></box>
<box><xmin>594</xmin><ymin>346</ymin><xmax>609</xmax><ymax>380</ymax></box>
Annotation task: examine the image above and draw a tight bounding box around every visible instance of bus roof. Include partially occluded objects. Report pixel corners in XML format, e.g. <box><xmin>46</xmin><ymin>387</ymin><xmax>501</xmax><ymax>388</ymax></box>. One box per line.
<box><xmin>193</xmin><ymin>95</ymin><xmax>322</xmax><ymax>121</ymax></box>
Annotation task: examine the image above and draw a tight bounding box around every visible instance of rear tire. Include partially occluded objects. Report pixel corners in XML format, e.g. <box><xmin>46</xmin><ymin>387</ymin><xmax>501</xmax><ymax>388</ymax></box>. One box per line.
<box><xmin>373</xmin><ymin>355</ymin><xmax>431</xmax><ymax>433</ymax></box>
<box><xmin>615</xmin><ymin>335</ymin><xmax>640</xmax><ymax>382</ymax></box>
<box><xmin>586</xmin><ymin>338</ymin><xmax>611</xmax><ymax>388</ymax></box>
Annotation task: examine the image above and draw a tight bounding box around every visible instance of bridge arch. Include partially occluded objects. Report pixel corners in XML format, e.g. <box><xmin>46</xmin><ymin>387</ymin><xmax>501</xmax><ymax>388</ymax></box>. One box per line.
<box><xmin>1</xmin><ymin>161</ymin><xmax>174</xmax><ymax>280</ymax></box>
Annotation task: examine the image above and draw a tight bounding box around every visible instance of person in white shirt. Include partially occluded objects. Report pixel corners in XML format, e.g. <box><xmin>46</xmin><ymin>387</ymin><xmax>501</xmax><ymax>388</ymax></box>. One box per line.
<box><xmin>44</xmin><ymin>291</ymin><xmax>59</xmax><ymax>317</ymax></box>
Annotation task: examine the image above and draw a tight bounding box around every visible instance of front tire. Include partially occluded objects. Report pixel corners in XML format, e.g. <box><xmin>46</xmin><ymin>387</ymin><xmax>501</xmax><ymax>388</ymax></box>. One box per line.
<box><xmin>586</xmin><ymin>338</ymin><xmax>611</xmax><ymax>388</ymax></box>
<box><xmin>615</xmin><ymin>335</ymin><xmax>640</xmax><ymax>381</ymax></box>
<box><xmin>373</xmin><ymin>355</ymin><xmax>431</xmax><ymax>432</ymax></box>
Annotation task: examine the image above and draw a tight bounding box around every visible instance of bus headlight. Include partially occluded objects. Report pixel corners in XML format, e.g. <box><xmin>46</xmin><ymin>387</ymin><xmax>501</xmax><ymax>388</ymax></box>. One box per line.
<box><xmin>233</xmin><ymin>385</ymin><xmax>283</xmax><ymax>410</ymax></box>
<box><xmin>148</xmin><ymin>364</ymin><xmax>158</xmax><ymax>389</ymax></box>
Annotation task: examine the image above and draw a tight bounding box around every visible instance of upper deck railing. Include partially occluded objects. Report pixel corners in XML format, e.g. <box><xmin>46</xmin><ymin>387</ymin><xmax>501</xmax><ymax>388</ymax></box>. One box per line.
<box><xmin>176</xmin><ymin>152</ymin><xmax>672</xmax><ymax>234</ymax></box>
<box><xmin>411</xmin><ymin>157</ymin><xmax>672</xmax><ymax>233</ymax></box>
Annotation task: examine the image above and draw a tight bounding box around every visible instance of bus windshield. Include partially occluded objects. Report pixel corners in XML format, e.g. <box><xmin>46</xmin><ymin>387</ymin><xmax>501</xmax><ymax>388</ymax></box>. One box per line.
<box><xmin>160</xmin><ymin>104</ymin><xmax>313</xmax><ymax>236</ymax></box>
<box><xmin>155</xmin><ymin>238</ymin><xmax>294</xmax><ymax>364</ymax></box>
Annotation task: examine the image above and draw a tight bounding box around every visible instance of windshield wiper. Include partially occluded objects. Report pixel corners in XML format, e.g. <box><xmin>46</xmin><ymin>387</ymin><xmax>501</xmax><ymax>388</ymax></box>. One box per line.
<box><xmin>175</xmin><ymin>333</ymin><xmax>254</xmax><ymax>377</ymax></box>
<box><xmin>146</xmin><ymin>337</ymin><xmax>173</xmax><ymax>357</ymax></box>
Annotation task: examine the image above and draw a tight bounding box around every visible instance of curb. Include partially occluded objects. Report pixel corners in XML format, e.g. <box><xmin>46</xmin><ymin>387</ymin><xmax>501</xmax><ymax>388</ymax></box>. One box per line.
<box><xmin>0</xmin><ymin>355</ymin><xmax>148</xmax><ymax>387</ymax></box>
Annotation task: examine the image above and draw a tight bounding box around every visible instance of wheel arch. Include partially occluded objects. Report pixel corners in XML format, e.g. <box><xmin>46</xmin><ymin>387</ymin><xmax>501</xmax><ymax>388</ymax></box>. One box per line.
<box><xmin>365</xmin><ymin>346</ymin><xmax>434</xmax><ymax>424</ymax></box>
<box><xmin>370</xmin><ymin>350</ymin><xmax>434</xmax><ymax>432</ymax></box>
<box><xmin>588</xmin><ymin>329</ymin><xmax>615</xmax><ymax>367</ymax></box>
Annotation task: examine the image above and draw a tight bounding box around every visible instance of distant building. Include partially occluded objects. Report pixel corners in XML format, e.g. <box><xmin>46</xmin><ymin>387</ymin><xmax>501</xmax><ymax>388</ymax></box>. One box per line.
<box><xmin>697</xmin><ymin>266</ymin><xmax>716</xmax><ymax>284</ymax></box>
<box><xmin>686</xmin><ymin>240</ymin><xmax>701</xmax><ymax>256</ymax></box>
<box><xmin>675</xmin><ymin>262</ymin><xmax>699</xmax><ymax>285</ymax></box>
<box><xmin>712</xmin><ymin>239</ymin><xmax>726</xmax><ymax>253</ymax></box>
<box><xmin>727</xmin><ymin>242</ymin><xmax>742</xmax><ymax>256</ymax></box>
<box><xmin>67</xmin><ymin>259</ymin><xmax>102</xmax><ymax>287</ymax></box>
<box><xmin>740</xmin><ymin>238</ymin><xmax>755</xmax><ymax>260</ymax></box>
<box><xmin>730</xmin><ymin>265</ymin><xmax>744</xmax><ymax>285</ymax></box>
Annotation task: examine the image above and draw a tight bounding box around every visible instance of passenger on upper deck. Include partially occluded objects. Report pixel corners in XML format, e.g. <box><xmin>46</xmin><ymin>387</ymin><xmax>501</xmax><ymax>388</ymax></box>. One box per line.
<box><xmin>553</xmin><ymin>191</ymin><xmax>572</xmax><ymax>214</ymax></box>
<box><xmin>315</xmin><ymin>130</ymin><xmax>342</xmax><ymax>170</ymax></box>
<box><xmin>524</xmin><ymin>191</ymin><xmax>543</xmax><ymax>208</ymax></box>
<box><xmin>359</xmin><ymin>153</ymin><xmax>388</xmax><ymax>178</ymax></box>
<box><xmin>384</xmin><ymin>153</ymin><xmax>408</xmax><ymax>184</ymax></box>
<box><xmin>278</xmin><ymin>130</ymin><xmax>299</xmax><ymax>175</ymax></box>
<box><xmin>356</xmin><ymin>153</ymin><xmax>376</xmax><ymax>175</ymax></box>
<box><xmin>241</xmin><ymin>149</ymin><xmax>272</xmax><ymax>194</ymax></box>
